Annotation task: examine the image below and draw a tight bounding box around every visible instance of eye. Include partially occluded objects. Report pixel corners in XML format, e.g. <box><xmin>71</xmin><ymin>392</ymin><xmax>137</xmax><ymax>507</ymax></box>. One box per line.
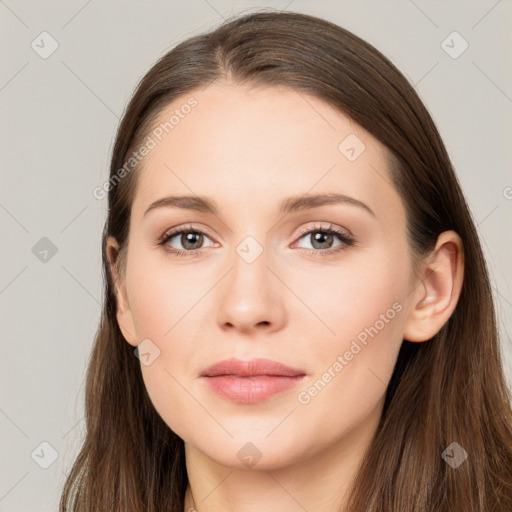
<box><xmin>158</xmin><ymin>223</ymin><xmax>355</xmax><ymax>258</ymax></box>
<box><xmin>158</xmin><ymin>225</ymin><xmax>216</xmax><ymax>257</ymax></box>
<box><xmin>293</xmin><ymin>223</ymin><xmax>354</xmax><ymax>256</ymax></box>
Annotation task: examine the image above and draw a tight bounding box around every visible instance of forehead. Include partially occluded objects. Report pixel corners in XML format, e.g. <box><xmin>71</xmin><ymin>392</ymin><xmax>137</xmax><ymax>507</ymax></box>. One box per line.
<box><xmin>131</xmin><ymin>82</ymin><xmax>402</xmax><ymax>224</ymax></box>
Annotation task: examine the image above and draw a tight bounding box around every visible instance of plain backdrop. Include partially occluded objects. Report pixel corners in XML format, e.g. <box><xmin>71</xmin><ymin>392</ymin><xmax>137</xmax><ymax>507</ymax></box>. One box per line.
<box><xmin>1</xmin><ymin>1</ymin><xmax>511</xmax><ymax>510</ymax></box>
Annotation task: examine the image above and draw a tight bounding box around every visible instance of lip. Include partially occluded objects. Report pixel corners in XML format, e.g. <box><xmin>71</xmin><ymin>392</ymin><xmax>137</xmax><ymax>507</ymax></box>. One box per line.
<box><xmin>201</xmin><ymin>357</ymin><xmax>305</xmax><ymax>378</ymax></box>
<box><xmin>200</xmin><ymin>358</ymin><xmax>306</xmax><ymax>404</ymax></box>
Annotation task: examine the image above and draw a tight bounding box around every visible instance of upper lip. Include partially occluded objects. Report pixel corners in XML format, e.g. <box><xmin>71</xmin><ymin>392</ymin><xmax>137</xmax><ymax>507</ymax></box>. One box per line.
<box><xmin>200</xmin><ymin>358</ymin><xmax>305</xmax><ymax>378</ymax></box>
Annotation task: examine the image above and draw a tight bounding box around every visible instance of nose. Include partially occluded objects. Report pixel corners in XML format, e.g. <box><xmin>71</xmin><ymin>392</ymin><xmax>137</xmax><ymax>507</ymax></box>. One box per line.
<box><xmin>216</xmin><ymin>245</ymin><xmax>286</xmax><ymax>334</ymax></box>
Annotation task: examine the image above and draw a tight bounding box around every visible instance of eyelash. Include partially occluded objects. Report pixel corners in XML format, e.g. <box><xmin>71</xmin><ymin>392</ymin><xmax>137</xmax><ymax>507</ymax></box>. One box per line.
<box><xmin>157</xmin><ymin>223</ymin><xmax>355</xmax><ymax>258</ymax></box>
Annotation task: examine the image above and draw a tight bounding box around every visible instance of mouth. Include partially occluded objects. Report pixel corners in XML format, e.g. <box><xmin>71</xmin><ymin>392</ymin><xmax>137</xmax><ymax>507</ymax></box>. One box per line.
<box><xmin>200</xmin><ymin>358</ymin><xmax>306</xmax><ymax>404</ymax></box>
<box><xmin>202</xmin><ymin>374</ymin><xmax>306</xmax><ymax>404</ymax></box>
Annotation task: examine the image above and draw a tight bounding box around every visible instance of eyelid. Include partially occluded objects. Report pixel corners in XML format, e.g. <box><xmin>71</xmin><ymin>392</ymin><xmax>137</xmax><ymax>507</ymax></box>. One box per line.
<box><xmin>158</xmin><ymin>223</ymin><xmax>216</xmax><ymax>244</ymax></box>
<box><xmin>295</xmin><ymin>222</ymin><xmax>353</xmax><ymax>239</ymax></box>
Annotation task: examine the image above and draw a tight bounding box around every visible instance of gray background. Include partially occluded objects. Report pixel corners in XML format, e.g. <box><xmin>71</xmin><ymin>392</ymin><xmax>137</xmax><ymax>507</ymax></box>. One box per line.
<box><xmin>1</xmin><ymin>1</ymin><xmax>511</xmax><ymax>510</ymax></box>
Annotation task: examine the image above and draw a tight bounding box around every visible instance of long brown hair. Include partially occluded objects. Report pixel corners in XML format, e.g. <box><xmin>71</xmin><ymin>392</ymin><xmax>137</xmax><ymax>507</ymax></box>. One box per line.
<box><xmin>60</xmin><ymin>10</ymin><xmax>512</xmax><ymax>511</ymax></box>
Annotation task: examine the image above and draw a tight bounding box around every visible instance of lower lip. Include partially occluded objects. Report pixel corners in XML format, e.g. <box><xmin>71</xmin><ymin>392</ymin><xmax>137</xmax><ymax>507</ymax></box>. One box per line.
<box><xmin>202</xmin><ymin>375</ymin><xmax>305</xmax><ymax>404</ymax></box>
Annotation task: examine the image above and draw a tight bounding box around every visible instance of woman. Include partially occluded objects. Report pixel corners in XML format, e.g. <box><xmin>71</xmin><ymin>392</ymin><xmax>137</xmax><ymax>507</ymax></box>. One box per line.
<box><xmin>60</xmin><ymin>10</ymin><xmax>512</xmax><ymax>512</ymax></box>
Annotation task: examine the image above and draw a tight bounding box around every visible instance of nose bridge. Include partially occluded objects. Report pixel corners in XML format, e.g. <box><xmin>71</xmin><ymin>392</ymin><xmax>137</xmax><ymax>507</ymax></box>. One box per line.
<box><xmin>216</xmin><ymin>234</ymin><xmax>285</xmax><ymax>332</ymax></box>
<box><xmin>232</xmin><ymin>235</ymin><xmax>270</xmax><ymax>289</ymax></box>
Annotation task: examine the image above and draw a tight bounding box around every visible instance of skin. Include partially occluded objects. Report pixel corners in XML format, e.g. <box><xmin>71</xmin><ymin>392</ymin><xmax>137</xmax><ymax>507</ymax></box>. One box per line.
<box><xmin>107</xmin><ymin>81</ymin><xmax>464</xmax><ymax>512</ymax></box>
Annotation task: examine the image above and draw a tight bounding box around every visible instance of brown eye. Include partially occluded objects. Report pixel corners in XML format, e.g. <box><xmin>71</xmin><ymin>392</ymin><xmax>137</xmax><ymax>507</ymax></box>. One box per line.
<box><xmin>307</xmin><ymin>231</ymin><xmax>336</xmax><ymax>250</ymax></box>
<box><xmin>294</xmin><ymin>225</ymin><xmax>354</xmax><ymax>254</ymax></box>
<box><xmin>159</xmin><ymin>226</ymin><xmax>215</xmax><ymax>256</ymax></box>
<box><xmin>179</xmin><ymin>231</ymin><xmax>204</xmax><ymax>250</ymax></box>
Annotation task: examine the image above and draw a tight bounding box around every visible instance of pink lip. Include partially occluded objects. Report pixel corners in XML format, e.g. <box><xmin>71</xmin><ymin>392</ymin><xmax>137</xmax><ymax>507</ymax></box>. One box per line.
<box><xmin>200</xmin><ymin>358</ymin><xmax>306</xmax><ymax>404</ymax></box>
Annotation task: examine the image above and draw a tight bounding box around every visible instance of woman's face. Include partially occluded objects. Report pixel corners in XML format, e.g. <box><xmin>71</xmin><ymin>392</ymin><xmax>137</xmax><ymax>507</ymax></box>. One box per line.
<box><xmin>111</xmin><ymin>81</ymin><xmax>418</xmax><ymax>470</ymax></box>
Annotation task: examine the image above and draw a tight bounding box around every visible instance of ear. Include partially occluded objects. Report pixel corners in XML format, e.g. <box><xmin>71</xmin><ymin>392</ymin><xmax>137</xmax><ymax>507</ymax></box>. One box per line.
<box><xmin>403</xmin><ymin>230</ymin><xmax>464</xmax><ymax>342</ymax></box>
<box><xmin>106</xmin><ymin>236</ymin><xmax>138</xmax><ymax>347</ymax></box>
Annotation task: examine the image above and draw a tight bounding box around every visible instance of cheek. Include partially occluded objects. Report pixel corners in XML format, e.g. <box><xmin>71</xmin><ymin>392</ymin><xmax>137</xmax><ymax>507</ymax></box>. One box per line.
<box><xmin>125</xmin><ymin>268</ymin><xmax>203</xmax><ymax>440</ymax></box>
<box><xmin>298</xmin><ymin>253</ymin><xmax>408</xmax><ymax>432</ymax></box>
<box><xmin>124</xmin><ymin>248</ymin><xmax>213</xmax><ymax>438</ymax></box>
<box><xmin>292</xmin><ymin>249</ymin><xmax>409</xmax><ymax>424</ymax></box>
<box><xmin>138</xmin><ymin>361</ymin><xmax>200</xmax><ymax>445</ymax></box>
<box><xmin>293</xmin><ymin>247</ymin><xmax>408</xmax><ymax>348</ymax></box>
<box><xmin>125</xmin><ymin>244</ymin><xmax>203</xmax><ymax>340</ymax></box>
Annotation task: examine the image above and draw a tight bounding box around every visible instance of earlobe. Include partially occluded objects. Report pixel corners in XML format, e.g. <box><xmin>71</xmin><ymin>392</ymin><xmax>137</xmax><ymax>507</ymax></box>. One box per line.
<box><xmin>403</xmin><ymin>230</ymin><xmax>464</xmax><ymax>343</ymax></box>
<box><xmin>106</xmin><ymin>236</ymin><xmax>138</xmax><ymax>347</ymax></box>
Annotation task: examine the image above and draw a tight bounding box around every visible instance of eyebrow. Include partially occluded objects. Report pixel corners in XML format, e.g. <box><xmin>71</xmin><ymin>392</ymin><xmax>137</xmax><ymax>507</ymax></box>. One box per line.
<box><xmin>143</xmin><ymin>192</ymin><xmax>376</xmax><ymax>218</ymax></box>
